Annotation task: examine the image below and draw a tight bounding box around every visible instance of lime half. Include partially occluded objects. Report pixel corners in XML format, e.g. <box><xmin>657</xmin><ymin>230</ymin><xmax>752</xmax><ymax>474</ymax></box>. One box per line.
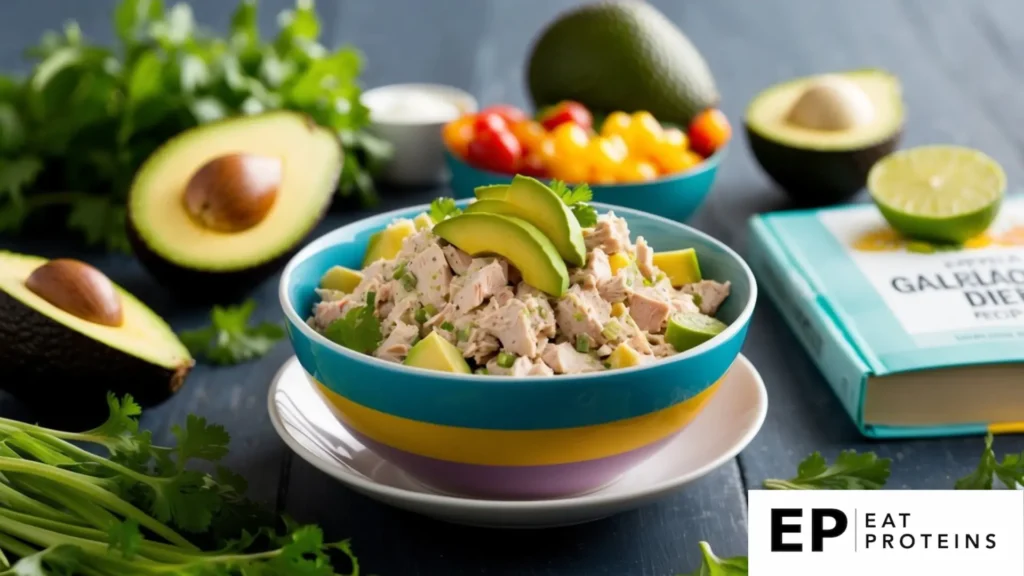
<box><xmin>666</xmin><ymin>313</ymin><xmax>728</xmax><ymax>353</ymax></box>
<box><xmin>867</xmin><ymin>145</ymin><xmax>1005</xmax><ymax>243</ymax></box>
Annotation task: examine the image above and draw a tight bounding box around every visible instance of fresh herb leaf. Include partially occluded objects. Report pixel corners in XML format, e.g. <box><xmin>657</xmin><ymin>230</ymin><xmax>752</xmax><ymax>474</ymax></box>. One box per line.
<box><xmin>572</xmin><ymin>203</ymin><xmax>598</xmax><ymax>228</ymax></box>
<box><xmin>107</xmin><ymin>518</ymin><xmax>143</xmax><ymax>559</ymax></box>
<box><xmin>679</xmin><ymin>542</ymin><xmax>748</xmax><ymax>576</ymax></box>
<box><xmin>178</xmin><ymin>299</ymin><xmax>285</xmax><ymax>365</ymax></box>
<box><xmin>550</xmin><ymin>179</ymin><xmax>597</xmax><ymax>228</ymax></box>
<box><xmin>324</xmin><ymin>291</ymin><xmax>382</xmax><ymax>355</ymax></box>
<box><xmin>555</xmin><ymin>180</ymin><xmax>593</xmax><ymax>205</ymax></box>
<box><xmin>956</xmin><ymin>432</ymin><xmax>1024</xmax><ymax>490</ymax></box>
<box><xmin>429</xmin><ymin>197</ymin><xmax>462</xmax><ymax>222</ymax></box>
<box><xmin>440</xmin><ymin>321</ymin><xmax>455</xmax><ymax>332</ymax></box>
<box><xmin>762</xmin><ymin>450</ymin><xmax>891</xmax><ymax>490</ymax></box>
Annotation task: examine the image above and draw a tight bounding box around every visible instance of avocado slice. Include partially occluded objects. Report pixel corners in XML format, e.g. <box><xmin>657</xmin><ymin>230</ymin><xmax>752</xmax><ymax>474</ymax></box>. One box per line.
<box><xmin>526</xmin><ymin>1</ymin><xmax>718</xmax><ymax>126</ymax></box>
<box><xmin>433</xmin><ymin>213</ymin><xmax>570</xmax><ymax>297</ymax></box>
<box><xmin>465</xmin><ymin>175</ymin><xmax>586</xmax><ymax>266</ymax></box>
<box><xmin>745</xmin><ymin>69</ymin><xmax>904</xmax><ymax>206</ymax></box>
<box><xmin>127</xmin><ymin>111</ymin><xmax>343</xmax><ymax>301</ymax></box>
<box><xmin>319</xmin><ymin>266</ymin><xmax>363</xmax><ymax>293</ymax></box>
<box><xmin>363</xmin><ymin>219</ymin><xmax>417</xmax><ymax>266</ymax></box>
<box><xmin>473</xmin><ymin>184</ymin><xmax>509</xmax><ymax>200</ymax></box>
<box><xmin>404</xmin><ymin>332</ymin><xmax>471</xmax><ymax>374</ymax></box>
<box><xmin>652</xmin><ymin>249</ymin><xmax>702</xmax><ymax>287</ymax></box>
<box><xmin>0</xmin><ymin>252</ymin><xmax>193</xmax><ymax>429</ymax></box>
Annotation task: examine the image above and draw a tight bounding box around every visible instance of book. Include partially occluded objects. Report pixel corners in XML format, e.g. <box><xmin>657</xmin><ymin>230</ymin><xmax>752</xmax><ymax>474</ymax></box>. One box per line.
<box><xmin>747</xmin><ymin>196</ymin><xmax>1024</xmax><ymax>439</ymax></box>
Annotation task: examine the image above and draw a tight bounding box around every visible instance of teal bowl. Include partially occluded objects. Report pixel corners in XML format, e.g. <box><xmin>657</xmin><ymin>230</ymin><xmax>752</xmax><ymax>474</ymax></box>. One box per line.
<box><xmin>279</xmin><ymin>201</ymin><xmax>756</xmax><ymax>500</ymax></box>
<box><xmin>445</xmin><ymin>147</ymin><xmax>726</xmax><ymax>222</ymax></box>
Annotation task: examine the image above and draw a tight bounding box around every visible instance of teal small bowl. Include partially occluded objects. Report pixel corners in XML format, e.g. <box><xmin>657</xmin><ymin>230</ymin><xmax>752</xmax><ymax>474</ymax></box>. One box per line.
<box><xmin>279</xmin><ymin>200</ymin><xmax>756</xmax><ymax>500</ymax></box>
<box><xmin>444</xmin><ymin>147</ymin><xmax>726</xmax><ymax>222</ymax></box>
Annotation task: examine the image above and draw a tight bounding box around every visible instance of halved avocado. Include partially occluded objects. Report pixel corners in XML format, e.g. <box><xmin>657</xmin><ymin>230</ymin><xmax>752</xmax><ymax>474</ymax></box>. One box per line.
<box><xmin>745</xmin><ymin>69</ymin><xmax>904</xmax><ymax>206</ymax></box>
<box><xmin>466</xmin><ymin>175</ymin><xmax>586</xmax><ymax>266</ymax></box>
<box><xmin>404</xmin><ymin>332</ymin><xmax>471</xmax><ymax>374</ymax></box>
<box><xmin>433</xmin><ymin>213</ymin><xmax>570</xmax><ymax>297</ymax></box>
<box><xmin>0</xmin><ymin>252</ymin><xmax>193</xmax><ymax>429</ymax></box>
<box><xmin>127</xmin><ymin>111</ymin><xmax>343</xmax><ymax>300</ymax></box>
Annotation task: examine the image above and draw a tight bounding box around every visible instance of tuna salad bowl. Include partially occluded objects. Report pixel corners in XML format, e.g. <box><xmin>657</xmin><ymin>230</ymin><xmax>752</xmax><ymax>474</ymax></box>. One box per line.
<box><xmin>279</xmin><ymin>175</ymin><xmax>756</xmax><ymax>500</ymax></box>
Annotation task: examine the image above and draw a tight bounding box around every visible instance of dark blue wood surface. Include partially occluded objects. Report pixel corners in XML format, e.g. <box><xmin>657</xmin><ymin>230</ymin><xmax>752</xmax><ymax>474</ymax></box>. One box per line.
<box><xmin>2</xmin><ymin>1</ymin><xmax>1024</xmax><ymax>574</ymax></box>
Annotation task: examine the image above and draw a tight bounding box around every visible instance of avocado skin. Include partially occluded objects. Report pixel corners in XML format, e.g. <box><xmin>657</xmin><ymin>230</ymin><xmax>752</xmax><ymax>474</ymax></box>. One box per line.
<box><xmin>746</xmin><ymin>125</ymin><xmax>902</xmax><ymax>207</ymax></box>
<box><xmin>0</xmin><ymin>291</ymin><xmax>193</xmax><ymax>430</ymax></box>
<box><xmin>527</xmin><ymin>1</ymin><xmax>718</xmax><ymax>127</ymax></box>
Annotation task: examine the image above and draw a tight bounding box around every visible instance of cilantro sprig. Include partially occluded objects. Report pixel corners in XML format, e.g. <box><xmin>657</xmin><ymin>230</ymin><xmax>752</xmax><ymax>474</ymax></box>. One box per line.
<box><xmin>762</xmin><ymin>450</ymin><xmax>892</xmax><ymax>490</ymax></box>
<box><xmin>324</xmin><ymin>291</ymin><xmax>383</xmax><ymax>354</ymax></box>
<box><xmin>178</xmin><ymin>299</ymin><xmax>285</xmax><ymax>365</ymax></box>
<box><xmin>678</xmin><ymin>542</ymin><xmax>748</xmax><ymax>576</ymax></box>
<box><xmin>955</xmin><ymin>432</ymin><xmax>1024</xmax><ymax>490</ymax></box>
<box><xmin>0</xmin><ymin>0</ymin><xmax>389</xmax><ymax>252</ymax></box>
<box><xmin>550</xmin><ymin>179</ymin><xmax>598</xmax><ymax>228</ymax></box>
<box><xmin>0</xmin><ymin>392</ymin><xmax>361</xmax><ymax>574</ymax></box>
<box><xmin>428</xmin><ymin>197</ymin><xmax>462</xmax><ymax>223</ymax></box>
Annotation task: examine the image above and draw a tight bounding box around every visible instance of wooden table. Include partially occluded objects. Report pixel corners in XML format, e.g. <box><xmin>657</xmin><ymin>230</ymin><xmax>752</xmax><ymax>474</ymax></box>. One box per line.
<box><xmin>3</xmin><ymin>0</ymin><xmax>1024</xmax><ymax>573</ymax></box>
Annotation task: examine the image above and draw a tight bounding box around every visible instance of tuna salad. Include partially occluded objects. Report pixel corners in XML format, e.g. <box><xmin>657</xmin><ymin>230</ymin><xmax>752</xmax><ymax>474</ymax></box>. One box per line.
<box><xmin>307</xmin><ymin>176</ymin><xmax>732</xmax><ymax>376</ymax></box>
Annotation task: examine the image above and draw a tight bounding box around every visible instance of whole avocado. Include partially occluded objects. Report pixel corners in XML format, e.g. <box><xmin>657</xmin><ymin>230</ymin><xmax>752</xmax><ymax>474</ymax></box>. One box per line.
<box><xmin>527</xmin><ymin>1</ymin><xmax>719</xmax><ymax>126</ymax></box>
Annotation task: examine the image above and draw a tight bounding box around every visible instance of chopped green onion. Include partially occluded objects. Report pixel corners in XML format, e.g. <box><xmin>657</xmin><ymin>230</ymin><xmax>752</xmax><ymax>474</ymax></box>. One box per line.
<box><xmin>401</xmin><ymin>271</ymin><xmax>418</xmax><ymax>291</ymax></box>
<box><xmin>475</xmin><ymin>368</ymin><xmax>489</xmax><ymax>375</ymax></box>
<box><xmin>414</xmin><ymin>307</ymin><xmax>429</xmax><ymax>324</ymax></box>
<box><xmin>392</xmin><ymin>262</ymin><xmax>407</xmax><ymax>280</ymax></box>
<box><xmin>441</xmin><ymin>321</ymin><xmax>455</xmax><ymax>332</ymax></box>
<box><xmin>601</xmin><ymin>319</ymin><xmax>622</xmax><ymax>341</ymax></box>
<box><xmin>457</xmin><ymin>327</ymin><xmax>470</xmax><ymax>342</ymax></box>
<box><xmin>423</xmin><ymin>303</ymin><xmax>437</xmax><ymax>316</ymax></box>
<box><xmin>576</xmin><ymin>335</ymin><xmax>591</xmax><ymax>353</ymax></box>
<box><xmin>573</xmin><ymin>311</ymin><xmax>585</xmax><ymax>322</ymax></box>
<box><xmin>496</xmin><ymin>351</ymin><xmax>516</xmax><ymax>368</ymax></box>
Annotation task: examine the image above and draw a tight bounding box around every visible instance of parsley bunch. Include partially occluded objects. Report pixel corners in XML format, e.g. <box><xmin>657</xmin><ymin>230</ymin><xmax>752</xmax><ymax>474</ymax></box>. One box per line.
<box><xmin>0</xmin><ymin>393</ymin><xmax>359</xmax><ymax>574</ymax></box>
<box><xmin>0</xmin><ymin>0</ymin><xmax>389</xmax><ymax>252</ymax></box>
<box><xmin>178</xmin><ymin>299</ymin><xmax>285</xmax><ymax>365</ymax></box>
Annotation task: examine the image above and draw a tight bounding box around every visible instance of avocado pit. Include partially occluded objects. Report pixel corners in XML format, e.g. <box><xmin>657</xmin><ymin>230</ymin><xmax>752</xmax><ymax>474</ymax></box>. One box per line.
<box><xmin>25</xmin><ymin>259</ymin><xmax>124</xmax><ymax>327</ymax></box>
<box><xmin>785</xmin><ymin>74</ymin><xmax>875</xmax><ymax>131</ymax></box>
<box><xmin>183</xmin><ymin>153</ymin><xmax>282</xmax><ymax>233</ymax></box>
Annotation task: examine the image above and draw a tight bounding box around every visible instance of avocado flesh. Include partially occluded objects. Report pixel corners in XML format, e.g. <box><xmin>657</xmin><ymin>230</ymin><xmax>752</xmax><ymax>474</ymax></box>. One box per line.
<box><xmin>652</xmin><ymin>249</ymin><xmax>702</xmax><ymax>287</ymax></box>
<box><xmin>0</xmin><ymin>252</ymin><xmax>193</xmax><ymax>429</ymax></box>
<box><xmin>745</xmin><ymin>70</ymin><xmax>903</xmax><ymax>206</ymax></box>
<box><xmin>464</xmin><ymin>175</ymin><xmax>586</xmax><ymax>266</ymax></box>
<box><xmin>320</xmin><ymin>266</ymin><xmax>363</xmax><ymax>293</ymax></box>
<box><xmin>473</xmin><ymin>184</ymin><xmax>509</xmax><ymax>200</ymax></box>
<box><xmin>404</xmin><ymin>332</ymin><xmax>471</xmax><ymax>374</ymax></box>
<box><xmin>127</xmin><ymin>111</ymin><xmax>342</xmax><ymax>298</ymax></box>
<box><xmin>433</xmin><ymin>213</ymin><xmax>570</xmax><ymax>297</ymax></box>
<box><xmin>363</xmin><ymin>219</ymin><xmax>417</xmax><ymax>266</ymax></box>
<box><xmin>527</xmin><ymin>1</ymin><xmax>718</xmax><ymax>126</ymax></box>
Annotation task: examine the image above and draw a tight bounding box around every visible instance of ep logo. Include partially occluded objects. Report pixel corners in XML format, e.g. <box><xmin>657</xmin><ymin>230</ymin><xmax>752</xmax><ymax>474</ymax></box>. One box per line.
<box><xmin>771</xmin><ymin>508</ymin><xmax>848</xmax><ymax>552</ymax></box>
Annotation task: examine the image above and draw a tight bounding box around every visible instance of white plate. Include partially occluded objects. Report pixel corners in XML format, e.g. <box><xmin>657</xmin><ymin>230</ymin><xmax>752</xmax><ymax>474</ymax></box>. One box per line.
<box><xmin>268</xmin><ymin>354</ymin><xmax>768</xmax><ymax>528</ymax></box>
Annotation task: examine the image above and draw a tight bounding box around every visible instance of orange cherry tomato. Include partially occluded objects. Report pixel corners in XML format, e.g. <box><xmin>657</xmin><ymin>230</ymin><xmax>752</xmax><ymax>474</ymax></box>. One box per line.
<box><xmin>479</xmin><ymin>104</ymin><xmax>527</xmax><ymax>124</ymax></box>
<box><xmin>687</xmin><ymin>109</ymin><xmax>732</xmax><ymax>157</ymax></box>
<box><xmin>601</xmin><ymin>111</ymin><xmax>632</xmax><ymax>138</ymax></box>
<box><xmin>442</xmin><ymin>115</ymin><xmax>476</xmax><ymax>158</ymax></box>
<box><xmin>510</xmin><ymin>120</ymin><xmax>547</xmax><ymax>153</ymax></box>
<box><xmin>618</xmin><ymin>158</ymin><xmax>658</xmax><ymax>182</ymax></box>
<box><xmin>589</xmin><ymin>165</ymin><xmax>618</xmax><ymax>185</ymax></box>
<box><xmin>653</xmin><ymin>147</ymin><xmax>703</xmax><ymax>174</ymax></box>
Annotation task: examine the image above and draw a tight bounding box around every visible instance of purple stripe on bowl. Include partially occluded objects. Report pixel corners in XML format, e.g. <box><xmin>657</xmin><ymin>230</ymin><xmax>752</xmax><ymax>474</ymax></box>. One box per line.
<box><xmin>347</xmin><ymin>427</ymin><xmax>680</xmax><ymax>500</ymax></box>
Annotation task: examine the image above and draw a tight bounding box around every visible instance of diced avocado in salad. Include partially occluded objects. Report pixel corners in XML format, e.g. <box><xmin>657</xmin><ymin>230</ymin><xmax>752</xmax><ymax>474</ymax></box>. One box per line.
<box><xmin>307</xmin><ymin>177</ymin><xmax>733</xmax><ymax>376</ymax></box>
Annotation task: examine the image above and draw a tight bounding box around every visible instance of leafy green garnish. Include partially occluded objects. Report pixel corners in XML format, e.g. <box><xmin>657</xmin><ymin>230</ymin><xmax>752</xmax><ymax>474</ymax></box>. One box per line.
<box><xmin>678</xmin><ymin>542</ymin><xmax>748</xmax><ymax>576</ymax></box>
<box><xmin>0</xmin><ymin>0</ymin><xmax>388</xmax><ymax>252</ymax></box>
<box><xmin>324</xmin><ymin>291</ymin><xmax>382</xmax><ymax>355</ymax></box>
<box><xmin>956</xmin><ymin>432</ymin><xmax>1024</xmax><ymax>489</ymax></box>
<box><xmin>429</xmin><ymin>197</ymin><xmax>462</xmax><ymax>222</ymax></box>
<box><xmin>550</xmin><ymin>179</ymin><xmax>597</xmax><ymax>228</ymax></box>
<box><xmin>178</xmin><ymin>299</ymin><xmax>285</xmax><ymax>365</ymax></box>
<box><xmin>440</xmin><ymin>321</ymin><xmax>455</xmax><ymax>332</ymax></box>
<box><xmin>762</xmin><ymin>450</ymin><xmax>891</xmax><ymax>490</ymax></box>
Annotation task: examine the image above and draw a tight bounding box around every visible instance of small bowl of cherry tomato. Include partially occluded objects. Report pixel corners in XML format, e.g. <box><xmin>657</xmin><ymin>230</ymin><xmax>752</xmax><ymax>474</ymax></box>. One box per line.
<box><xmin>442</xmin><ymin>100</ymin><xmax>731</xmax><ymax>221</ymax></box>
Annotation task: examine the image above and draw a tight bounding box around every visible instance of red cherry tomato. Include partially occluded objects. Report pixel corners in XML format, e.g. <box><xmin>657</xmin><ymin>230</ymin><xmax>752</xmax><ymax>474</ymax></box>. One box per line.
<box><xmin>467</xmin><ymin>129</ymin><xmax>523</xmax><ymax>174</ymax></box>
<box><xmin>687</xmin><ymin>109</ymin><xmax>732</xmax><ymax>157</ymax></box>
<box><xmin>540</xmin><ymin>101</ymin><xmax>593</xmax><ymax>132</ymax></box>
<box><xmin>519</xmin><ymin>151</ymin><xmax>549</xmax><ymax>178</ymax></box>
<box><xmin>474</xmin><ymin>111</ymin><xmax>509</xmax><ymax>136</ymax></box>
<box><xmin>480</xmin><ymin>104</ymin><xmax>527</xmax><ymax>124</ymax></box>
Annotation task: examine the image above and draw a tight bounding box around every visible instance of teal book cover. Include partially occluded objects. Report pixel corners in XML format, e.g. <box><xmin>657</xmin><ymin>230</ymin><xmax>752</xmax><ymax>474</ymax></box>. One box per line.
<box><xmin>748</xmin><ymin>196</ymin><xmax>1024</xmax><ymax>439</ymax></box>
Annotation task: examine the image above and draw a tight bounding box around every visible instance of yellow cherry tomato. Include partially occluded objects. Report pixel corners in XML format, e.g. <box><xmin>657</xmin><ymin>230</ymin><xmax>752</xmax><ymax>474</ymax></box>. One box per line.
<box><xmin>510</xmin><ymin>120</ymin><xmax>547</xmax><ymax>153</ymax></box>
<box><xmin>539</xmin><ymin>135</ymin><xmax>558</xmax><ymax>164</ymax></box>
<box><xmin>587</xmin><ymin>136</ymin><xmax>627</xmax><ymax>173</ymax></box>
<box><xmin>442</xmin><ymin>115</ymin><xmax>475</xmax><ymax>158</ymax></box>
<box><xmin>661</xmin><ymin>127</ymin><xmax>689</xmax><ymax>150</ymax></box>
<box><xmin>619</xmin><ymin>158</ymin><xmax>658</xmax><ymax>182</ymax></box>
<box><xmin>552</xmin><ymin>122</ymin><xmax>590</xmax><ymax>158</ymax></box>
<box><xmin>601</xmin><ymin>111</ymin><xmax>632</xmax><ymax>137</ymax></box>
<box><xmin>653</xmin><ymin>148</ymin><xmax>695</xmax><ymax>174</ymax></box>
<box><xmin>589</xmin><ymin>165</ymin><xmax>618</xmax><ymax>185</ymax></box>
<box><xmin>625</xmin><ymin>111</ymin><xmax>663</xmax><ymax>156</ymax></box>
<box><xmin>550</xmin><ymin>159</ymin><xmax>590</xmax><ymax>183</ymax></box>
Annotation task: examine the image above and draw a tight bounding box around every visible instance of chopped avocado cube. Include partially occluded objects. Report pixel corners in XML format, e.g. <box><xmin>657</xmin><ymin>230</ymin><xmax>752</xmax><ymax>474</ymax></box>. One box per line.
<box><xmin>607</xmin><ymin>342</ymin><xmax>644</xmax><ymax>369</ymax></box>
<box><xmin>363</xmin><ymin>219</ymin><xmax>417</xmax><ymax>266</ymax></box>
<box><xmin>413</xmin><ymin>212</ymin><xmax>434</xmax><ymax>230</ymax></box>
<box><xmin>474</xmin><ymin>184</ymin><xmax>509</xmax><ymax>200</ymax></box>
<box><xmin>404</xmin><ymin>332</ymin><xmax>471</xmax><ymax>374</ymax></box>
<box><xmin>433</xmin><ymin>212</ymin><xmax>570</xmax><ymax>297</ymax></box>
<box><xmin>319</xmin><ymin>266</ymin><xmax>363</xmax><ymax>293</ymax></box>
<box><xmin>665</xmin><ymin>312</ymin><xmax>727</xmax><ymax>353</ymax></box>
<box><xmin>653</xmin><ymin>248</ymin><xmax>702</xmax><ymax>287</ymax></box>
<box><xmin>464</xmin><ymin>175</ymin><xmax>587</xmax><ymax>266</ymax></box>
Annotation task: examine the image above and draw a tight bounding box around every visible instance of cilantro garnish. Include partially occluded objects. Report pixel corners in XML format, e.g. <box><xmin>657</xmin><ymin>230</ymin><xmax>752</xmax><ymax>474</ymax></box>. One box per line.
<box><xmin>429</xmin><ymin>197</ymin><xmax>462</xmax><ymax>222</ymax></box>
<box><xmin>550</xmin><ymin>179</ymin><xmax>598</xmax><ymax>228</ymax></box>
<box><xmin>178</xmin><ymin>299</ymin><xmax>285</xmax><ymax>365</ymax></box>
<box><xmin>324</xmin><ymin>291</ymin><xmax>382</xmax><ymax>354</ymax></box>
<box><xmin>762</xmin><ymin>450</ymin><xmax>891</xmax><ymax>490</ymax></box>
<box><xmin>440</xmin><ymin>321</ymin><xmax>455</xmax><ymax>332</ymax></box>
<box><xmin>679</xmin><ymin>542</ymin><xmax>748</xmax><ymax>576</ymax></box>
<box><xmin>955</xmin><ymin>432</ymin><xmax>1024</xmax><ymax>489</ymax></box>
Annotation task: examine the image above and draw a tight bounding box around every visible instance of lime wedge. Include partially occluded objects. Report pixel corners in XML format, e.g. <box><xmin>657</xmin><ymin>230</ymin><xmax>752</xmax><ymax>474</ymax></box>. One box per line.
<box><xmin>665</xmin><ymin>313</ymin><xmax>728</xmax><ymax>353</ymax></box>
<box><xmin>867</xmin><ymin>145</ymin><xmax>1005</xmax><ymax>243</ymax></box>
